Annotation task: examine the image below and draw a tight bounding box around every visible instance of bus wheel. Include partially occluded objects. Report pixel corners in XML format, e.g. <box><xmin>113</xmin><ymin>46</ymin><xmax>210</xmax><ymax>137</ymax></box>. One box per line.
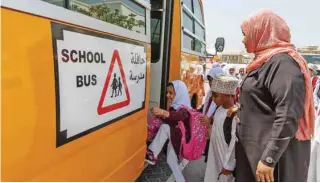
<box><xmin>191</xmin><ymin>94</ymin><xmax>197</xmax><ymax>109</ymax></box>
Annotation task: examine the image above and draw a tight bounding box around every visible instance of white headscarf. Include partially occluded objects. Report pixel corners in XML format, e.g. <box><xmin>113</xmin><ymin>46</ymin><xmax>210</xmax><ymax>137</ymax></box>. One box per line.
<box><xmin>221</xmin><ymin>62</ymin><xmax>227</xmax><ymax>68</ymax></box>
<box><xmin>170</xmin><ymin>80</ymin><xmax>192</xmax><ymax>110</ymax></box>
<box><xmin>203</xmin><ymin>67</ymin><xmax>224</xmax><ymax>116</ymax></box>
<box><xmin>228</xmin><ymin>65</ymin><xmax>236</xmax><ymax>76</ymax></box>
<box><xmin>208</xmin><ymin>66</ymin><xmax>224</xmax><ymax>78</ymax></box>
<box><xmin>238</xmin><ymin>68</ymin><xmax>246</xmax><ymax>85</ymax></box>
<box><xmin>212</xmin><ymin>62</ymin><xmax>220</xmax><ymax>68</ymax></box>
<box><xmin>308</xmin><ymin>63</ymin><xmax>318</xmax><ymax>75</ymax></box>
<box><xmin>221</xmin><ymin>63</ymin><xmax>228</xmax><ymax>74</ymax></box>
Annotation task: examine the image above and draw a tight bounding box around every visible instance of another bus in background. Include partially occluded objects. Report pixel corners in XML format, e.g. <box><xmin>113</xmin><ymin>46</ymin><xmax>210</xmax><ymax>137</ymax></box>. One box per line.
<box><xmin>150</xmin><ymin>0</ymin><xmax>208</xmax><ymax>110</ymax></box>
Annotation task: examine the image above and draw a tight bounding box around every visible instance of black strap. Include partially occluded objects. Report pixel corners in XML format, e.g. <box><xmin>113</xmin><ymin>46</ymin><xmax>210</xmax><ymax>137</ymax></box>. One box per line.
<box><xmin>210</xmin><ymin>106</ymin><xmax>219</xmax><ymax>125</ymax></box>
<box><xmin>203</xmin><ymin>107</ymin><xmax>220</xmax><ymax>162</ymax></box>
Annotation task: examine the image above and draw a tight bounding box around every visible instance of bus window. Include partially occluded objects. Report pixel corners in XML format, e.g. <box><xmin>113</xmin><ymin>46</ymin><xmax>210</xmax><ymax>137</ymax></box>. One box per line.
<box><xmin>183</xmin><ymin>11</ymin><xmax>194</xmax><ymax>32</ymax></box>
<box><xmin>68</xmin><ymin>0</ymin><xmax>147</xmax><ymax>34</ymax></box>
<box><xmin>183</xmin><ymin>0</ymin><xmax>192</xmax><ymax>11</ymax></box>
<box><xmin>42</xmin><ymin>0</ymin><xmax>66</xmax><ymax>7</ymax></box>
<box><xmin>195</xmin><ymin>21</ymin><xmax>205</xmax><ymax>40</ymax></box>
<box><xmin>183</xmin><ymin>33</ymin><xmax>195</xmax><ymax>50</ymax></box>
<box><xmin>181</xmin><ymin>0</ymin><xmax>205</xmax><ymax>54</ymax></box>
<box><xmin>193</xmin><ymin>0</ymin><xmax>204</xmax><ymax>23</ymax></box>
<box><xmin>151</xmin><ymin>10</ymin><xmax>162</xmax><ymax>63</ymax></box>
<box><xmin>194</xmin><ymin>40</ymin><xmax>205</xmax><ymax>54</ymax></box>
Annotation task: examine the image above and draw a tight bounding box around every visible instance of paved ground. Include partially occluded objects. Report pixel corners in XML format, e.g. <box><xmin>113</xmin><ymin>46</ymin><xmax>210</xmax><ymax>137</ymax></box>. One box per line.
<box><xmin>136</xmin><ymin>154</ymin><xmax>172</xmax><ymax>182</ymax></box>
<box><xmin>136</xmin><ymin>154</ymin><xmax>207</xmax><ymax>182</ymax></box>
<box><xmin>182</xmin><ymin>157</ymin><xmax>206</xmax><ymax>182</ymax></box>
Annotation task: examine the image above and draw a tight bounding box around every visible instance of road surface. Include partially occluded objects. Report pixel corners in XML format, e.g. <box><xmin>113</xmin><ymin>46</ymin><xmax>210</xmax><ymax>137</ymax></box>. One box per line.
<box><xmin>137</xmin><ymin>154</ymin><xmax>207</xmax><ymax>182</ymax></box>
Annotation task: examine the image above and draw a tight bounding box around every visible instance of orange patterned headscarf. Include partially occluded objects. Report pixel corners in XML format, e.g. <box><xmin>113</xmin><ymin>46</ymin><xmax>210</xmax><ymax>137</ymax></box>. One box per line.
<box><xmin>241</xmin><ymin>10</ymin><xmax>314</xmax><ymax>140</ymax></box>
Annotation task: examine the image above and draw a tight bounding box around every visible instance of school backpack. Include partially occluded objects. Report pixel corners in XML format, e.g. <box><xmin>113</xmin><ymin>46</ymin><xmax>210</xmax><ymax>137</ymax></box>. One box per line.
<box><xmin>178</xmin><ymin>106</ymin><xmax>208</xmax><ymax>161</ymax></box>
<box><xmin>312</xmin><ymin>76</ymin><xmax>318</xmax><ymax>90</ymax></box>
<box><xmin>147</xmin><ymin>116</ymin><xmax>163</xmax><ymax>141</ymax></box>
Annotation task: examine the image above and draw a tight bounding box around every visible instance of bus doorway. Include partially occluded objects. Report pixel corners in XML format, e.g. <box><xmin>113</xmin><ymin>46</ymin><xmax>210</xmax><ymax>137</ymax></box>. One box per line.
<box><xmin>149</xmin><ymin>0</ymin><xmax>173</xmax><ymax>110</ymax></box>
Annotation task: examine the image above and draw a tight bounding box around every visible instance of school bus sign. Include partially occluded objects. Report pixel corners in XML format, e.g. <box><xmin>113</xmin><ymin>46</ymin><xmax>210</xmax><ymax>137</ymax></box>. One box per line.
<box><xmin>97</xmin><ymin>50</ymin><xmax>131</xmax><ymax>115</ymax></box>
<box><xmin>52</xmin><ymin>23</ymin><xmax>147</xmax><ymax>146</ymax></box>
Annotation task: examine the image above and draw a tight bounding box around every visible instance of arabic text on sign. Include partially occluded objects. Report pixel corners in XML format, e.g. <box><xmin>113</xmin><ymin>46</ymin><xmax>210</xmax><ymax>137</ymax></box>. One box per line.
<box><xmin>131</xmin><ymin>52</ymin><xmax>145</xmax><ymax>64</ymax></box>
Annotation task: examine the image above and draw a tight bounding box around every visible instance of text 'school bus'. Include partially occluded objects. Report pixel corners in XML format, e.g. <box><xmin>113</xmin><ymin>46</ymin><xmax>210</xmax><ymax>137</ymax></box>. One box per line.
<box><xmin>1</xmin><ymin>0</ymin><xmax>206</xmax><ymax>181</ymax></box>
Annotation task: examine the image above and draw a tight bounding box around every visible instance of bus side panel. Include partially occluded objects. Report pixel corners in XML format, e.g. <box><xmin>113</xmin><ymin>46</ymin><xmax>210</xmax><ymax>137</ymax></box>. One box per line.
<box><xmin>181</xmin><ymin>52</ymin><xmax>205</xmax><ymax>108</ymax></box>
<box><xmin>168</xmin><ymin>0</ymin><xmax>182</xmax><ymax>81</ymax></box>
<box><xmin>167</xmin><ymin>1</ymin><xmax>205</xmax><ymax>109</ymax></box>
<box><xmin>1</xmin><ymin>8</ymin><xmax>148</xmax><ymax>181</ymax></box>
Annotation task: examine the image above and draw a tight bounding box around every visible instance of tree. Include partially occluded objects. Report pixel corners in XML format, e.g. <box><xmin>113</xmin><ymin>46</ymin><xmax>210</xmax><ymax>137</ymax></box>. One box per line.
<box><xmin>126</xmin><ymin>13</ymin><xmax>137</xmax><ymax>30</ymax></box>
<box><xmin>72</xmin><ymin>4</ymin><xmax>145</xmax><ymax>32</ymax></box>
<box><xmin>72</xmin><ymin>4</ymin><xmax>92</xmax><ymax>16</ymax></box>
<box><xmin>118</xmin><ymin>15</ymin><xmax>128</xmax><ymax>27</ymax></box>
<box><xmin>89</xmin><ymin>4</ymin><xmax>106</xmax><ymax>19</ymax></box>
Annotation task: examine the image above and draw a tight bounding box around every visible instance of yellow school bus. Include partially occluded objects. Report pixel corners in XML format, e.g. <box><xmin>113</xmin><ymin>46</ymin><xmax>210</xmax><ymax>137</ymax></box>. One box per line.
<box><xmin>1</xmin><ymin>0</ymin><xmax>206</xmax><ymax>181</ymax></box>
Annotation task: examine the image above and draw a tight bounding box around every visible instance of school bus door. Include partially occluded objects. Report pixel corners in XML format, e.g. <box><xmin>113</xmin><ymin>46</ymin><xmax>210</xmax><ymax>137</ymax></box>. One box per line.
<box><xmin>149</xmin><ymin>0</ymin><xmax>173</xmax><ymax>110</ymax></box>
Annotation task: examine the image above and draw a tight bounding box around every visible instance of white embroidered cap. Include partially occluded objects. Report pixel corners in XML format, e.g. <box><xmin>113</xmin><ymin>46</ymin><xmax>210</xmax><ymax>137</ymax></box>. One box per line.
<box><xmin>211</xmin><ymin>73</ymin><xmax>239</xmax><ymax>95</ymax></box>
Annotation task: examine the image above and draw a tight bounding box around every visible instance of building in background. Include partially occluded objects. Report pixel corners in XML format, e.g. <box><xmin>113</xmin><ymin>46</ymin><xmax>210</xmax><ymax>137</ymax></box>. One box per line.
<box><xmin>221</xmin><ymin>52</ymin><xmax>243</xmax><ymax>63</ymax></box>
<box><xmin>220</xmin><ymin>51</ymin><xmax>254</xmax><ymax>64</ymax></box>
<box><xmin>298</xmin><ymin>45</ymin><xmax>320</xmax><ymax>54</ymax></box>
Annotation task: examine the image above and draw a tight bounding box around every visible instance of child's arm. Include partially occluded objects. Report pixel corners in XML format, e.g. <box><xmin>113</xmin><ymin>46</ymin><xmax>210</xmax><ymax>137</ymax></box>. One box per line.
<box><xmin>150</xmin><ymin>107</ymin><xmax>189</xmax><ymax>126</ymax></box>
<box><xmin>163</xmin><ymin>109</ymin><xmax>189</xmax><ymax>126</ymax></box>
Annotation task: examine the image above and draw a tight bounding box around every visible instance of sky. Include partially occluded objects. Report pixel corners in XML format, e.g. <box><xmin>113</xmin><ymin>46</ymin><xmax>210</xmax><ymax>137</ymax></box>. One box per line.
<box><xmin>203</xmin><ymin>0</ymin><xmax>320</xmax><ymax>53</ymax></box>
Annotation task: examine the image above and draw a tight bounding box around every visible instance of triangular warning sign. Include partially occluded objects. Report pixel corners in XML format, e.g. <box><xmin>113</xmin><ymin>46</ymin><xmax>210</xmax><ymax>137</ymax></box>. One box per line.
<box><xmin>97</xmin><ymin>50</ymin><xmax>130</xmax><ymax>115</ymax></box>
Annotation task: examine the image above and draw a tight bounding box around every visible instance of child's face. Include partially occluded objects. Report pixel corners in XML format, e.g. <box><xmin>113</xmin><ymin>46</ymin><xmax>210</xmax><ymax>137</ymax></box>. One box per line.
<box><xmin>229</xmin><ymin>68</ymin><xmax>235</xmax><ymax>75</ymax></box>
<box><xmin>212</xmin><ymin>92</ymin><xmax>234</xmax><ymax>109</ymax></box>
<box><xmin>166</xmin><ymin>85</ymin><xmax>176</xmax><ymax>103</ymax></box>
<box><xmin>239</xmin><ymin>68</ymin><xmax>245</xmax><ymax>75</ymax></box>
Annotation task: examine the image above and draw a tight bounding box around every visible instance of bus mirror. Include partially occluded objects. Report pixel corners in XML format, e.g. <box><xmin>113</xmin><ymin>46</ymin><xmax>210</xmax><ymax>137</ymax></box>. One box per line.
<box><xmin>215</xmin><ymin>37</ymin><xmax>225</xmax><ymax>53</ymax></box>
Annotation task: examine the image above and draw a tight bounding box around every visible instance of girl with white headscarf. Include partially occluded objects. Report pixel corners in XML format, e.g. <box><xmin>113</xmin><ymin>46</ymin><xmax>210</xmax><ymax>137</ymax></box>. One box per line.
<box><xmin>221</xmin><ymin>62</ymin><xmax>228</xmax><ymax>74</ymax></box>
<box><xmin>145</xmin><ymin>80</ymin><xmax>191</xmax><ymax>182</ymax></box>
<box><xmin>202</xmin><ymin>66</ymin><xmax>224</xmax><ymax>117</ymax></box>
<box><xmin>227</xmin><ymin>65</ymin><xmax>237</xmax><ymax>76</ymax></box>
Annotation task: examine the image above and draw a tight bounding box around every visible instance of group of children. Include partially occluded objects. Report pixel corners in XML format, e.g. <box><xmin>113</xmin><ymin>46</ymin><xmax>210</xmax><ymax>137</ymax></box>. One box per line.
<box><xmin>145</xmin><ymin>64</ymin><xmax>240</xmax><ymax>182</ymax></box>
<box><xmin>144</xmin><ymin>61</ymin><xmax>320</xmax><ymax>182</ymax></box>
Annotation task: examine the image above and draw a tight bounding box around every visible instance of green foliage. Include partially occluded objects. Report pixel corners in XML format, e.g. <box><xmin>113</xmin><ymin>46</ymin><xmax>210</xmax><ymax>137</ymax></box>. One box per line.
<box><xmin>72</xmin><ymin>4</ymin><xmax>145</xmax><ymax>32</ymax></box>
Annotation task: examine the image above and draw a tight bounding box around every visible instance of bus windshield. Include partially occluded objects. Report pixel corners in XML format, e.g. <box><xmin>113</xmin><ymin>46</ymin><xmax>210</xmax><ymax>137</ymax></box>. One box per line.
<box><xmin>302</xmin><ymin>54</ymin><xmax>320</xmax><ymax>64</ymax></box>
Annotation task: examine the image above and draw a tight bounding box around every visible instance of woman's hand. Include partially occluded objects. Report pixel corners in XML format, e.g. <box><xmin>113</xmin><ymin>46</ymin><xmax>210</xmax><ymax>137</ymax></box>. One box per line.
<box><xmin>200</xmin><ymin>115</ymin><xmax>211</xmax><ymax>124</ymax></box>
<box><xmin>256</xmin><ymin>161</ymin><xmax>274</xmax><ymax>182</ymax></box>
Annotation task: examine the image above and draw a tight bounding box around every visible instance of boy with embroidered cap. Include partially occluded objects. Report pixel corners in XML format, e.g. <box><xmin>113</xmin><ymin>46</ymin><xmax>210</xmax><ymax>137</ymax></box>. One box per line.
<box><xmin>204</xmin><ymin>73</ymin><xmax>239</xmax><ymax>182</ymax></box>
